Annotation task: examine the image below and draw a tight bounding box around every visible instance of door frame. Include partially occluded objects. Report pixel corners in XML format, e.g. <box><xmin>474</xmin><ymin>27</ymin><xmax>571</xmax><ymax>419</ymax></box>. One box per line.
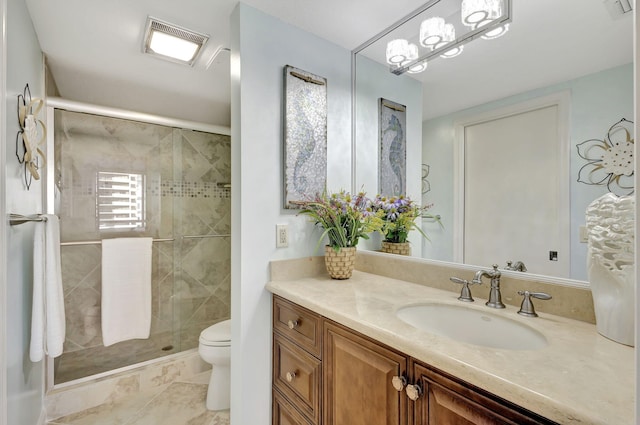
<box><xmin>452</xmin><ymin>91</ymin><xmax>571</xmax><ymax>276</ymax></box>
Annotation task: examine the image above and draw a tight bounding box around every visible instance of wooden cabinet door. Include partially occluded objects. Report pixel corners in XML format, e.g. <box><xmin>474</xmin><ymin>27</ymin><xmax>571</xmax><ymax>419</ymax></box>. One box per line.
<box><xmin>411</xmin><ymin>362</ymin><xmax>556</xmax><ymax>425</ymax></box>
<box><xmin>324</xmin><ymin>322</ymin><xmax>408</xmax><ymax>425</ymax></box>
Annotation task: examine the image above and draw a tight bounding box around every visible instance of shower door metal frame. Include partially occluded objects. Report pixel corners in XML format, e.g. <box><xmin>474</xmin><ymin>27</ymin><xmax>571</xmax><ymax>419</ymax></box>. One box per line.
<box><xmin>43</xmin><ymin>98</ymin><xmax>230</xmax><ymax>391</ymax></box>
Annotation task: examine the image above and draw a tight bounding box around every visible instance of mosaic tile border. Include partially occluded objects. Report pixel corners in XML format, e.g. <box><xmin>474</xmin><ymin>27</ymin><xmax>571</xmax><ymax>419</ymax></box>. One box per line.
<box><xmin>64</xmin><ymin>179</ymin><xmax>230</xmax><ymax>199</ymax></box>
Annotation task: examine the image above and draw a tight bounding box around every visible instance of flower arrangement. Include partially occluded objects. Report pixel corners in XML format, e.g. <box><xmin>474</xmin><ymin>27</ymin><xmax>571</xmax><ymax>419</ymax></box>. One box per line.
<box><xmin>298</xmin><ymin>190</ymin><xmax>383</xmax><ymax>251</ymax></box>
<box><xmin>373</xmin><ymin>195</ymin><xmax>431</xmax><ymax>243</ymax></box>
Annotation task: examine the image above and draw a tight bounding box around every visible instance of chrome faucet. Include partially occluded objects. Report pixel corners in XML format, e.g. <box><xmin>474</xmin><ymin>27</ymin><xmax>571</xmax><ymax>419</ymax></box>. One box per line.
<box><xmin>504</xmin><ymin>260</ymin><xmax>527</xmax><ymax>272</ymax></box>
<box><xmin>472</xmin><ymin>264</ymin><xmax>505</xmax><ymax>309</ymax></box>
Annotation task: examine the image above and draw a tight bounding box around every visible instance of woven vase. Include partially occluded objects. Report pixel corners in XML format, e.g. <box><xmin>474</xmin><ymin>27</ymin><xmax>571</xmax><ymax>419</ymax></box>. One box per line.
<box><xmin>381</xmin><ymin>241</ymin><xmax>411</xmax><ymax>256</ymax></box>
<box><xmin>324</xmin><ymin>246</ymin><xmax>357</xmax><ymax>280</ymax></box>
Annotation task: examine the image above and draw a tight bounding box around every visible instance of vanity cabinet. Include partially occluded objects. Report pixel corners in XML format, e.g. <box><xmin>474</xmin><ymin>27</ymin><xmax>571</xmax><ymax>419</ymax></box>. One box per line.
<box><xmin>323</xmin><ymin>321</ymin><xmax>407</xmax><ymax>425</ymax></box>
<box><xmin>272</xmin><ymin>296</ymin><xmax>557</xmax><ymax>425</ymax></box>
<box><xmin>410</xmin><ymin>362</ymin><xmax>556</xmax><ymax>425</ymax></box>
<box><xmin>272</xmin><ymin>297</ymin><xmax>323</xmax><ymax>425</ymax></box>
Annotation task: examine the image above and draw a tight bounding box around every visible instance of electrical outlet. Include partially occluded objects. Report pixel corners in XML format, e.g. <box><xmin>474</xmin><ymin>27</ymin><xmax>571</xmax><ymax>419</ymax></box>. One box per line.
<box><xmin>276</xmin><ymin>224</ymin><xmax>289</xmax><ymax>248</ymax></box>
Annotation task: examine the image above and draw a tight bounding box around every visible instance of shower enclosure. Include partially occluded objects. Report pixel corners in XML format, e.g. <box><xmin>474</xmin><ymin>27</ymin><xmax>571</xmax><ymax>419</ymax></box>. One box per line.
<box><xmin>48</xmin><ymin>104</ymin><xmax>231</xmax><ymax>384</ymax></box>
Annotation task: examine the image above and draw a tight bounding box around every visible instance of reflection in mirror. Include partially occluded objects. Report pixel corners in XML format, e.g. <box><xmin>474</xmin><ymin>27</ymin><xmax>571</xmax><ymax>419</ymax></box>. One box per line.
<box><xmin>354</xmin><ymin>0</ymin><xmax>633</xmax><ymax>283</ymax></box>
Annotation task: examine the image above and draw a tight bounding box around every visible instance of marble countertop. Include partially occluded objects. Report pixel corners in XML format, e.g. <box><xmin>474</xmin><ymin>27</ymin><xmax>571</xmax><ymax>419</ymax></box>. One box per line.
<box><xmin>266</xmin><ymin>270</ymin><xmax>634</xmax><ymax>425</ymax></box>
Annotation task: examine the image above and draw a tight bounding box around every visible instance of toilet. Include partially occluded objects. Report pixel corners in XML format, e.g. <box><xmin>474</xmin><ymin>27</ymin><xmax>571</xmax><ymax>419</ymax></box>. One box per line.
<box><xmin>198</xmin><ymin>319</ymin><xmax>231</xmax><ymax>410</ymax></box>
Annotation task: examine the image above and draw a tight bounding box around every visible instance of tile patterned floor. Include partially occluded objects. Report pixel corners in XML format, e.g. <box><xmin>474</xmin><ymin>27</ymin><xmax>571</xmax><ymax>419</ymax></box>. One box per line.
<box><xmin>47</xmin><ymin>372</ymin><xmax>230</xmax><ymax>425</ymax></box>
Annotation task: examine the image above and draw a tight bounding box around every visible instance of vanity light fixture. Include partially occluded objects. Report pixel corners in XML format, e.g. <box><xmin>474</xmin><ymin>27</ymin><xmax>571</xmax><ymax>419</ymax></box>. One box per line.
<box><xmin>437</xmin><ymin>23</ymin><xmax>464</xmax><ymax>58</ymax></box>
<box><xmin>420</xmin><ymin>17</ymin><xmax>446</xmax><ymax>47</ymax></box>
<box><xmin>143</xmin><ymin>17</ymin><xmax>209</xmax><ymax>66</ymax></box>
<box><xmin>403</xmin><ymin>44</ymin><xmax>428</xmax><ymax>73</ymax></box>
<box><xmin>386</xmin><ymin>39</ymin><xmax>410</xmax><ymax>64</ymax></box>
<box><xmin>480</xmin><ymin>22</ymin><xmax>510</xmax><ymax>40</ymax></box>
<box><xmin>384</xmin><ymin>0</ymin><xmax>511</xmax><ymax>75</ymax></box>
<box><xmin>461</xmin><ymin>0</ymin><xmax>492</xmax><ymax>26</ymax></box>
<box><xmin>462</xmin><ymin>0</ymin><xmax>509</xmax><ymax>39</ymax></box>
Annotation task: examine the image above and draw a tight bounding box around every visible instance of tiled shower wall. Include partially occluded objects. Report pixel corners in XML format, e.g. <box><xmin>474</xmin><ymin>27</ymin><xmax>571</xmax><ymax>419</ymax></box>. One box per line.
<box><xmin>53</xmin><ymin>110</ymin><xmax>231</xmax><ymax>384</ymax></box>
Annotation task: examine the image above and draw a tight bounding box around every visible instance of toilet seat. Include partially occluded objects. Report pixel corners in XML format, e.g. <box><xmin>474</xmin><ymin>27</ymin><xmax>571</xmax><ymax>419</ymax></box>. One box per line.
<box><xmin>199</xmin><ymin>319</ymin><xmax>231</xmax><ymax>346</ymax></box>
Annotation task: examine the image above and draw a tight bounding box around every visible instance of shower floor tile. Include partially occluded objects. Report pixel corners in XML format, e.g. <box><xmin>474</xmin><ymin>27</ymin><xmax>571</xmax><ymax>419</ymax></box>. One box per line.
<box><xmin>54</xmin><ymin>331</ymin><xmax>183</xmax><ymax>384</ymax></box>
<box><xmin>47</xmin><ymin>372</ymin><xmax>229</xmax><ymax>425</ymax></box>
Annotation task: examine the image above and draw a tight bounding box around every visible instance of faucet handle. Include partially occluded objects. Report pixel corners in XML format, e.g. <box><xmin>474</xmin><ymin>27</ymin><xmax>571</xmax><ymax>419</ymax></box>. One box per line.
<box><xmin>517</xmin><ymin>290</ymin><xmax>552</xmax><ymax>317</ymax></box>
<box><xmin>450</xmin><ymin>277</ymin><xmax>477</xmax><ymax>302</ymax></box>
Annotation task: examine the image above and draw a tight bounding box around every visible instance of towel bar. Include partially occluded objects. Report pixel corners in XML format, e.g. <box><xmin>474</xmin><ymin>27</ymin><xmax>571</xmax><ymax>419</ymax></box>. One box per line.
<box><xmin>9</xmin><ymin>213</ymin><xmax>47</xmax><ymax>226</ymax></box>
<box><xmin>60</xmin><ymin>238</ymin><xmax>174</xmax><ymax>247</ymax></box>
<box><xmin>422</xmin><ymin>214</ymin><xmax>441</xmax><ymax>223</ymax></box>
<box><xmin>182</xmin><ymin>234</ymin><xmax>230</xmax><ymax>239</ymax></box>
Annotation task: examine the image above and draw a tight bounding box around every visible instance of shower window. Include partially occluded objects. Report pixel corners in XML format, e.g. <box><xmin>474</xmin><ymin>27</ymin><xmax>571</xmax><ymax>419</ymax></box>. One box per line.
<box><xmin>97</xmin><ymin>171</ymin><xmax>146</xmax><ymax>231</ymax></box>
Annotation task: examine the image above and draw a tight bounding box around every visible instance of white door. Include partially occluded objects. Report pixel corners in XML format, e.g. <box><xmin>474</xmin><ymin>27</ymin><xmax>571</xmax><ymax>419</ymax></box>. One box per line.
<box><xmin>462</xmin><ymin>102</ymin><xmax>569</xmax><ymax>277</ymax></box>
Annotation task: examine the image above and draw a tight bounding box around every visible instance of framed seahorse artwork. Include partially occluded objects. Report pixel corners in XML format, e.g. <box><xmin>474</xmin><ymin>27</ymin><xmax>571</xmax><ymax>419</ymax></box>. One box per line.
<box><xmin>379</xmin><ymin>98</ymin><xmax>407</xmax><ymax>197</ymax></box>
<box><xmin>283</xmin><ymin>65</ymin><xmax>328</xmax><ymax>209</ymax></box>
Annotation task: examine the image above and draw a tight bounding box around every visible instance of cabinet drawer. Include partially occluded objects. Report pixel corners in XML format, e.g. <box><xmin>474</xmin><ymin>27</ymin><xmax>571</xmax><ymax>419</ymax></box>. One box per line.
<box><xmin>273</xmin><ymin>334</ymin><xmax>321</xmax><ymax>424</ymax></box>
<box><xmin>273</xmin><ymin>388</ymin><xmax>314</xmax><ymax>425</ymax></box>
<box><xmin>273</xmin><ymin>296</ymin><xmax>322</xmax><ymax>358</ymax></box>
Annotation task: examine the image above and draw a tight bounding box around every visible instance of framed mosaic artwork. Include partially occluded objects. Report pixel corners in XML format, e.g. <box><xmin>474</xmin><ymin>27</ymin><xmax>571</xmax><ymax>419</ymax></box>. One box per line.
<box><xmin>379</xmin><ymin>98</ymin><xmax>407</xmax><ymax>197</ymax></box>
<box><xmin>283</xmin><ymin>65</ymin><xmax>327</xmax><ymax>209</ymax></box>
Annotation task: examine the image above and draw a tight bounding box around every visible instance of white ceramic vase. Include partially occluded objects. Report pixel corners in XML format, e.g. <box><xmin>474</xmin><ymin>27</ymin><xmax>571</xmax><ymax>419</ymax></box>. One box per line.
<box><xmin>585</xmin><ymin>193</ymin><xmax>635</xmax><ymax>346</ymax></box>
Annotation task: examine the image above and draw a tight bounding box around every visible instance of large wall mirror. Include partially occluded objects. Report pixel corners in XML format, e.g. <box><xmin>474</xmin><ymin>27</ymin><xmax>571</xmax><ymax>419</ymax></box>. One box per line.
<box><xmin>354</xmin><ymin>0</ymin><xmax>633</xmax><ymax>285</ymax></box>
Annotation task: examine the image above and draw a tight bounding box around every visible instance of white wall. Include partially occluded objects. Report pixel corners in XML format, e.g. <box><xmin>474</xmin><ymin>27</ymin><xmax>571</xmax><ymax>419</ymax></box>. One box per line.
<box><xmin>422</xmin><ymin>63</ymin><xmax>634</xmax><ymax>281</ymax></box>
<box><xmin>354</xmin><ymin>55</ymin><xmax>423</xmax><ymax>253</ymax></box>
<box><xmin>230</xmin><ymin>3</ymin><xmax>352</xmax><ymax>423</ymax></box>
<box><xmin>4</xmin><ymin>0</ymin><xmax>46</xmax><ymax>423</ymax></box>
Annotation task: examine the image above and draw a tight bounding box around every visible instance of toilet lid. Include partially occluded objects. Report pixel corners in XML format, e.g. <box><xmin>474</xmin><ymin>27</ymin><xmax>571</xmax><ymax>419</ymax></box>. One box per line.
<box><xmin>200</xmin><ymin>319</ymin><xmax>231</xmax><ymax>344</ymax></box>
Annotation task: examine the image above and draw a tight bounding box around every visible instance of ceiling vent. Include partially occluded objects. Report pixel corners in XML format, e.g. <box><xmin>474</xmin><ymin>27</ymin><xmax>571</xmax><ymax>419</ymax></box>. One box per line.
<box><xmin>143</xmin><ymin>16</ymin><xmax>209</xmax><ymax>66</ymax></box>
<box><xmin>603</xmin><ymin>0</ymin><xmax>633</xmax><ymax>19</ymax></box>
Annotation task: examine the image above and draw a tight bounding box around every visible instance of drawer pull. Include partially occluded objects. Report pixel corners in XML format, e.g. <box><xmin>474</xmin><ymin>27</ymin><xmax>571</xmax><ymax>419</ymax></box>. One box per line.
<box><xmin>391</xmin><ymin>375</ymin><xmax>407</xmax><ymax>392</ymax></box>
<box><xmin>406</xmin><ymin>383</ymin><xmax>423</xmax><ymax>401</ymax></box>
<box><xmin>285</xmin><ymin>371</ymin><xmax>297</xmax><ymax>382</ymax></box>
<box><xmin>287</xmin><ymin>319</ymin><xmax>299</xmax><ymax>329</ymax></box>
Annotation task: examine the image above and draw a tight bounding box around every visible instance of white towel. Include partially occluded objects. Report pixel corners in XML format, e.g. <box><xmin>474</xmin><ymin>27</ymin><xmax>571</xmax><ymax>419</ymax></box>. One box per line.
<box><xmin>101</xmin><ymin>237</ymin><xmax>153</xmax><ymax>347</ymax></box>
<box><xmin>30</xmin><ymin>214</ymin><xmax>65</xmax><ymax>362</ymax></box>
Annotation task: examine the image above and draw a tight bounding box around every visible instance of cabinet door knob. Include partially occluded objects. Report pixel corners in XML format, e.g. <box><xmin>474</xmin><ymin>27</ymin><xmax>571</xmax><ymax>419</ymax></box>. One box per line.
<box><xmin>391</xmin><ymin>375</ymin><xmax>407</xmax><ymax>392</ymax></box>
<box><xmin>287</xmin><ymin>319</ymin><xmax>299</xmax><ymax>329</ymax></box>
<box><xmin>406</xmin><ymin>383</ymin><xmax>423</xmax><ymax>401</ymax></box>
<box><xmin>285</xmin><ymin>371</ymin><xmax>297</xmax><ymax>382</ymax></box>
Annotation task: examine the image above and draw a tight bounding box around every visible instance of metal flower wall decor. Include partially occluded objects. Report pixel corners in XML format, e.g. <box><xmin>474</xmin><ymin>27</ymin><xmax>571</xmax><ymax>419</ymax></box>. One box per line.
<box><xmin>16</xmin><ymin>83</ymin><xmax>47</xmax><ymax>190</ymax></box>
<box><xmin>421</xmin><ymin>163</ymin><xmax>431</xmax><ymax>194</ymax></box>
<box><xmin>577</xmin><ymin>118</ymin><xmax>634</xmax><ymax>196</ymax></box>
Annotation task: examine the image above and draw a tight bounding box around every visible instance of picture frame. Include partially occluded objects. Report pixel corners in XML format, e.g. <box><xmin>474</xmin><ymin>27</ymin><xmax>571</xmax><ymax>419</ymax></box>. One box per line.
<box><xmin>283</xmin><ymin>65</ymin><xmax>328</xmax><ymax>209</ymax></box>
<box><xmin>379</xmin><ymin>98</ymin><xmax>407</xmax><ymax>197</ymax></box>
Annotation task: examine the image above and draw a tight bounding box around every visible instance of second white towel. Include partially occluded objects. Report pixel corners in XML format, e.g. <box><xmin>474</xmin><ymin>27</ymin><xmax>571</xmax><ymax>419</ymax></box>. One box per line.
<box><xmin>101</xmin><ymin>237</ymin><xmax>153</xmax><ymax>347</ymax></box>
<box><xmin>30</xmin><ymin>214</ymin><xmax>65</xmax><ymax>362</ymax></box>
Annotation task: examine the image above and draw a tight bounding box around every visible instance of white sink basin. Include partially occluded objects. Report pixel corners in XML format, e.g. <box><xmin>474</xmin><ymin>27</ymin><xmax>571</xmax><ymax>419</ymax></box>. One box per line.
<box><xmin>396</xmin><ymin>303</ymin><xmax>548</xmax><ymax>351</ymax></box>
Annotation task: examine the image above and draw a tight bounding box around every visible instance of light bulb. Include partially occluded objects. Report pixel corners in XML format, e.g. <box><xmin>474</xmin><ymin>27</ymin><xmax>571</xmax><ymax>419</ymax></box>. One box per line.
<box><xmin>461</xmin><ymin>0</ymin><xmax>490</xmax><ymax>26</ymax></box>
<box><xmin>401</xmin><ymin>44</ymin><xmax>427</xmax><ymax>73</ymax></box>
<box><xmin>386</xmin><ymin>39</ymin><xmax>409</xmax><ymax>65</ymax></box>
<box><xmin>481</xmin><ymin>23</ymin><xmax>509</xmax><ymax>39</ymax></box>
<box><xmin>420</xmin><ymin>17</ymin><xmax>445</xmax><ymax>47</ymax></box>
<box><xmin>440</xmin><ymin>45</ymin><xmax>464</xmax><ymax>58</ymax></box>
